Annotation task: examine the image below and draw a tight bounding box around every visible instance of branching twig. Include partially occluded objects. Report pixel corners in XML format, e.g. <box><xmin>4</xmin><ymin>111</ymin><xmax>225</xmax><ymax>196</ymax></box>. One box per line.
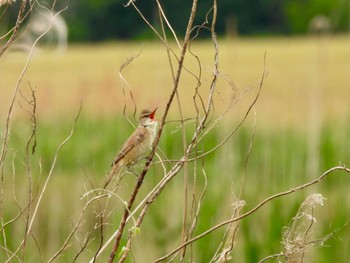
<box><xmin>4</xmin><ymin>104</ymin><xmax>81</xmax><ymax>263</ymax></box>
<box><xmin>118</xmin><ymin>46</ymin><xmax>143</xmax><ymax>126</ymax></box>
<box><xmin>106</xmin><ymin>1</ymin><xmax>199</xmax><ymax>262</ymax></box>
<box><xmin>154</xmin><ymin>165</ymin><xmax>350</xmax><ymax>262</ymax></box>
<box><xmin>0</xmin><ymin>0</ymin><xmax>29</xmax><ymax>57</ymax></box>
<box><xmin>20</xmin><ymin>84</ymin><xmax>37</xmax><ymax>261</ymax></box>
<box><xmin>1</xmin><ymin>3</ymin><xmax>67</xmax><ymax>262</ymax></box>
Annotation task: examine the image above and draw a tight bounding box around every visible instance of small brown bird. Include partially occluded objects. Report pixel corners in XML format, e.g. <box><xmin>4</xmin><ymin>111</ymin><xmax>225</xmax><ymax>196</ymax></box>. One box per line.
<box><xmin>103</xmin><ymin>108</ymin><xmax>158</xmax><ymax>188</ymax></box>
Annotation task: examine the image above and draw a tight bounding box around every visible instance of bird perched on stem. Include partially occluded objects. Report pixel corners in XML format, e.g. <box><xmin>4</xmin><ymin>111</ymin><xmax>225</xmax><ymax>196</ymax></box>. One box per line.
<box><xmin>102</xmin><ymin>108</ymin><xmax>158</xmax><ymax>188</ymax></box>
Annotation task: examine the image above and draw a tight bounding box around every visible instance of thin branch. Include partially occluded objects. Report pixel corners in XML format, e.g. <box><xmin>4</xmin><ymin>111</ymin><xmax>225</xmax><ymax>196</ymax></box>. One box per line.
<box><xmin>20</xmin><ymin>84</ymin><xmax>37</xmax><ymax>261</ymax></box>
<box><xmin>187</xmin><ymin>158</ymin><xmax>208</xmax><ymax>244</ymax></box>
<box><xmin>5</xmin><ymin>103</ymin><xmax>82</xmax><ymax>263</ymax></box>
<box><xmin>155</xmin><ymin>2</ymin><xmax>191</xmax><ymax>261</ymax></box>
<box><xmin>0</xmin><ymin>0</ymin><xmax>28</xmax><ymax>57</ymax></box>
<box><xmin>1</xmin><ymin>4</ymin><xmax>67</xmax><ymax>262</ymax></box>
<box><xmin>125</xmin><ymin>0</ymin><xmax>176</xmax><ymax>50</ymax></box>
<box><xmin>238</xmin><ymin>108</ymin><xmax>257</xmax><ymax>199</ymax></box>
<box><xmin>211</xmin><ymin>200</ymin><xmax>245</xmax><ymax>263</ymax></box>
<box><xmin>106</xmin><ymin>1</ymin><xmax>199</xmax><ymax>262</ymax></box>
<box><xmin>118</xmin><ymin>46</ymin><xmax>143</xmax><ymax>127</ymax></box>
<box><xmin>48</xmin><ymin>192</ymin><xmax>113</xmax><ymax>263</ymax></box>
<box><xmin>258</xmin><ymin>253</ymin><xmax>285</xmax><ymax>263</ymax></box>
<box><xmin>0</xmin><ymin>4</ymin><xmax>67</xmax><ymax>172</ymax></box>
<box><xmin>153</xmin><ymin>165</ymin><xmax>350</xmax><ymax>262</ymax></box>
<box><xmin>173</xmin><ymin>52</ymin><xmax>267</xmax><ymax>164</ymax></box>
<box><xmin>155</xmin><ymin>0</ymin><xmax>181</xmax><ymax>49</ymax></box>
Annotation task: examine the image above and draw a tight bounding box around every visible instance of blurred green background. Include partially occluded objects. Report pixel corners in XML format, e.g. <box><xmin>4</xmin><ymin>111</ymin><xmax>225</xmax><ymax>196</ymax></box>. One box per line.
<box><xmin>1</xmin><ymin>0</ymin><xmax>350</xmax><ymax>262</ymax></box>
<box><xmin>2</xmin><ymin>0</ymin><xmax>350</xmax><ymax>41</ymax></box>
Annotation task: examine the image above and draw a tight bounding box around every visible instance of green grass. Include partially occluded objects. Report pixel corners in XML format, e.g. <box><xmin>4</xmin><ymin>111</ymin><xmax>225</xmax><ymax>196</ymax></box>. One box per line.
<box><xmin>1</xmin><ymin>114</ymin><xmax>349</xmax><ymax>262</ymax></box>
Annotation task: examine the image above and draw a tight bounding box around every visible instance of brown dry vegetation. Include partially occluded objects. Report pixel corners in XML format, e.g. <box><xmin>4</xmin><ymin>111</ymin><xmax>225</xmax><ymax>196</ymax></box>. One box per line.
<box><xmin>1</xmin><ymin>35</ymin><xmax>349</xmax><ymax>127</ymax></box>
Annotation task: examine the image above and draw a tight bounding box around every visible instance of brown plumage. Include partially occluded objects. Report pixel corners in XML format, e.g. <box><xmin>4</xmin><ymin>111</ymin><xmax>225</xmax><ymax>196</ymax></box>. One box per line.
<box><xmin>103</xmin><ymin>108</ymin><xmax>158</xmax><ymax>188</ymax></box>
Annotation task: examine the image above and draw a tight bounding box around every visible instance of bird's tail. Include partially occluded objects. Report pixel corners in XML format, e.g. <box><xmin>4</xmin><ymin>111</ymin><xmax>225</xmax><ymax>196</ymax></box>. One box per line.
<box><xmin>102</xmin><ymin>163</ymin><xmax>121</xmax><ymax>189</ymax></box>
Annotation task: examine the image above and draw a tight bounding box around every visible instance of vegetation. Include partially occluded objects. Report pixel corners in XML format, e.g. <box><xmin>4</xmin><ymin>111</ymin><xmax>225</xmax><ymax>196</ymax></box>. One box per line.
<box><xmin>1</xmin><ymin>1</ymin><xmax>350</xmax><ymax>262</ymax></box>
<box><xmin>1</xmin><ymin>114</ymin><xmax>350</xmax><ymax>262</ymax></box>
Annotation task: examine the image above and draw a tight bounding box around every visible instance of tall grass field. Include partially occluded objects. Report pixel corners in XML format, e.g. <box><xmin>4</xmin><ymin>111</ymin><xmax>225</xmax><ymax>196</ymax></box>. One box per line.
<box><xmin>1</xmin><ymin>36</ymin><xmax>350</xmax><ymax>262</ymax></box>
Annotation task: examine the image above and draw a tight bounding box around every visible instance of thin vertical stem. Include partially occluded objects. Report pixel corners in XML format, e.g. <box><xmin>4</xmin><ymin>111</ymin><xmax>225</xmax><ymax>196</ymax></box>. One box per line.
<box><xmin>107</xmin><ymin>1</ymin><xmax>199</xmax><ymax>262</ymax></box>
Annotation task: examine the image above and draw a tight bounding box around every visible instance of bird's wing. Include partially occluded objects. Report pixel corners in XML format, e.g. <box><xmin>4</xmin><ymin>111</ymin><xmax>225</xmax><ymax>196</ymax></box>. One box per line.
<box><xmin>111</xmin><ymin>128</ymin><xmax>146</xmax><ymax>166</ymax></box>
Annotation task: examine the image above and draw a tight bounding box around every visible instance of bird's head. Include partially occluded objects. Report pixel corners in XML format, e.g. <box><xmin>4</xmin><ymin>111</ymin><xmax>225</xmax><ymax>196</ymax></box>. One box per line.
<box><xmin>139</xmin><ymin>108</ymin><xmax>157</xmax><ymax>126</ymax></box>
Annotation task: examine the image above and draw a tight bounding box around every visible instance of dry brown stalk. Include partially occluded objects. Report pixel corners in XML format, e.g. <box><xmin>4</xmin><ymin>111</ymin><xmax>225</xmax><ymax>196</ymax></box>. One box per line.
<box><xmin>153</xmin><ymin>165</ymin><xmax>350</xmax><ymax>262</ymax></box>
<box><xmin>107</xmin><ymin>1</ymin><xmax>199</xmax><ymax>261</ymax></box>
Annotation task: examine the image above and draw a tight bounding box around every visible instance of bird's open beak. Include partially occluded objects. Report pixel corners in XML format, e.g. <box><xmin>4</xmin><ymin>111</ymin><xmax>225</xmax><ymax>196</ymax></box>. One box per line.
<box><xmin>149</xmin><ymin>107</ymin><xmax>157</xmax><ymax>120</ymax></box>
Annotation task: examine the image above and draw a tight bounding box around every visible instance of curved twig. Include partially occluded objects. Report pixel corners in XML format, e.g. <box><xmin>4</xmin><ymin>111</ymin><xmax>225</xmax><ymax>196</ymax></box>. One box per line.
<box><xmin>153</xmin><ymin>165</ymin><xmax>350</xmax><ymax>262</ymax></box>
<box><xmin>106</xmin><ymin>1</ymin><xmax>199</xmax><ymax>262</ymax></box>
